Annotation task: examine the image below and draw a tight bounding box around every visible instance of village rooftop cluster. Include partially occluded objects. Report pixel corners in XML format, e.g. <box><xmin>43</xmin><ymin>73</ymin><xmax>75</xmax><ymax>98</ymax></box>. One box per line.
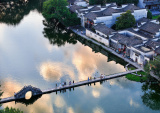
<box><xmin>68</xmin><ymin>0</ymin><xmax>160</xmax><ymax>66</ymax></box>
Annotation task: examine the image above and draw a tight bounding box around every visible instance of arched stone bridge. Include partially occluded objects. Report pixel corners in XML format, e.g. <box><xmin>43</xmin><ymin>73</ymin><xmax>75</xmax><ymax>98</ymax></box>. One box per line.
<box><xmin>14</xmin><ymin>85</ymin><xmax>42</xmax><ymax>99</ymax></box>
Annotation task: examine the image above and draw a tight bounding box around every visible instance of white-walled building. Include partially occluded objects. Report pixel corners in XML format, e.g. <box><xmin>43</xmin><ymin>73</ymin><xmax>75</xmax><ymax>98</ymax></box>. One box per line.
<box><xmin>86</xmin><ymin>23</ymin><xmax>115</xmax><ymax>47</ymax></box>
<box><xmin>75</xmin><ymin>3</ymin><xmax>147</xmax><ymax>28</ymax></box>
<box><xmin>85</xmin><ymin>18</ymin><xmax>160</xmax><ymax>65</ymax></box>
<box><xmin>130</xmin><ymin>45</ymin><xmax>154</xmax><ymax>65</ymax></box>
<box><xmin>68</xmin><ymin>0</ymin><xmax>88</xmax><ymax>7</ymax></box>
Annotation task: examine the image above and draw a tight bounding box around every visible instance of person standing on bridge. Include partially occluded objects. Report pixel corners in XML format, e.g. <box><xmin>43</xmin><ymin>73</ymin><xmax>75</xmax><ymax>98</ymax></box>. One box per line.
<box><xmin>73</xmin><ymin>80</ymin><xmax>74</xmax><ymax>84</ymax></box>
<box><xmin>59</xmin><ymin>83</ymin><xmax>62</xmax><ymax>88</ymax></box>
<box><xmin>88</xmin><ymin>77</ymin><xmax>89</xmax><ymax>81</ymax></box>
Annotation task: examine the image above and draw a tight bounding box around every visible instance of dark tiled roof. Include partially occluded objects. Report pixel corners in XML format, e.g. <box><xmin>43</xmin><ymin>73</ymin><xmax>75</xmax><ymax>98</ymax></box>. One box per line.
<box><xmin>129</xmin><ymin>36</ymin><xmax>143</xmax><ymax>47</ymax></box>
<box><xmin>108</xmin><ymin>3</ymin><xmax>117</xmax><ymax>7</ymax></box>
<box><xmin>111</xmin><ymin>33</ymin><xmax>143</xmax><ymax>46</ymax></box>
<box><xmin>126</xmin><ymin>28</ymin><xmax>153</xmax><ymax>39</ymax></box>
<box><xmin>111</xmin><ymin>33</ymin><xmax>128</xmax><ymax>45</ymax></box>
<box><xmin>140</xmin><ymin>22</ymin><xmax>160</xmax><ymax>35</ymax></box>
<box><xmin>69</xmin><ymin>5</ymin><xmax>83</xmax><ymax>13</ymax></box>
<box><xmin>137</xmin><ymin>17</ymin><xmax>151</xmax><ymax>24</ymax></box>
<box><xmin>88</xmin><ymin>6</ymin><xmax>101</xmax><ymax>12</ymax></box>
<box><xmin>84</xmin><ymin>12</ymin><xmax>97</xmax><ymax>20</ymax></box>
<box><xmin>94</xmin><ymin>23</ymin><xmax>115</xmax><ymax>35</ymax></box>
<box><xmin>145</xmin><ymin>40</ymin><xmax>160</xmax><ymax>50</ymax></box>
<box><xmin>102</xmin><ymin>7</ymin><xmax>118</xmax><ymax>16</ymax></box>
<box><xmin>68</xmin><ymin>0</ymin><xmax>76</xmax><ymax>4</ymax></box>
<box><xmin>77</xmin><ymin>6</ymin><xmax>101</xmax><ymax>13</ymax></box>
<box><xmin>122</xmin><ymin>4</ymin><xmax>140</xmax><ymax>13</ymax></box>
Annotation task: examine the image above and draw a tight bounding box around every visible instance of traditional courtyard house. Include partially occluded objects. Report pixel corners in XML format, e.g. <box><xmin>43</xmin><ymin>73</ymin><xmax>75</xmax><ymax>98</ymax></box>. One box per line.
<box><xmin>110</xmin><ymin>33</ymin><xmax>143</xmax><ymax>56</ymax></box>
<box><xmin>86</xmin><ymin>23</ymin><xmax>115</xmax><ymax>46</ymax></box>
<box><xmin>138</xmin><ymin>0</ymin><xmax>160</xmax><ymax>9</ymax></box>
<box><xmin>138</xmin><ymin>21</ymin><xmax>160</xmax><ymax>39</ymax></box>
<box><xmin>130</xmin><ymin>45</ymin><xmax>155</xmax><ymax>65</ymax></box>
<box><xmin>126</xmin><ymin>19</ymin><xmax>160</xmax><ymax>41</ymax></box>
<box><xmin>68</xmin><ymin>0</ymin><xmax>88</xmax><ymax>7</ymax></box>
<box><xmin>75</xmin><ymin>3</ymin><xmax>147</xmax><ymax>28</ymax></box>
<box><xmin>145</xmin><ymin>40</ymin><xmax>160</xmax><ymax>57</ymax></box>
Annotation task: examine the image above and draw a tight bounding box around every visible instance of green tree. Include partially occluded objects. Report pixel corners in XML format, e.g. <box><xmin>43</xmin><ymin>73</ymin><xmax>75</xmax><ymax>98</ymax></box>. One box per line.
<box><xmin>144</xmin><ymin>56</ymin><xmax>160</xmax><ymax>78</ymax></box>
<box><xmin>157</xmin><ymin>15</ymin><xmax>160</xmax><ymax>23</ymax></box>
<box><xmin>89</xmin><ymin>0</ymin><xmax>95</xmax><ymax>5</ymax></box>
<box><xmin>42</xmin><ymin>0</ymin><xmax>80</xmax><ymax>26</ymax></box>
<box><xmin>147</xmin><ymin>10</ymin><xmax>152</xmax><ymax>19</ymax></box>
<box><xmin>115</xmin><ymin>10</ymin><xmax>136</xmax><ymax>30</ymax></box>
<box><xmin>0</xmin><ymin>107</ymin><xmax>23</xmax><ymax>113</ymax></box>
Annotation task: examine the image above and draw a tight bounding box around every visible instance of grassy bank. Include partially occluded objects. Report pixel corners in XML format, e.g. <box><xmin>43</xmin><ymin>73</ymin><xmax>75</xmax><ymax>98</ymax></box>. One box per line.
<box><xmin>126</xmin><ymin>71</ymin><xmax>147</xmax><ymax>82</ymax></box>
<box><xmin>152</xmin><ymin>15</ymin><xmax>159</xmax><ymax>19</ymax></box>
<box><xmin>125</xmin><ymin>66</ymin><xmax>147</xmax><ymax>82</ymax></box>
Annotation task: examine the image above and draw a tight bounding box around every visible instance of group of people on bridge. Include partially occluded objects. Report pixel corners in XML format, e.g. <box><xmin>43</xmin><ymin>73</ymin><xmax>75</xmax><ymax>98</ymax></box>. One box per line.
<box><xmin>56</xmin><ymin>80</ymin><xmax>75</xmax><ymax>88</ymax></box>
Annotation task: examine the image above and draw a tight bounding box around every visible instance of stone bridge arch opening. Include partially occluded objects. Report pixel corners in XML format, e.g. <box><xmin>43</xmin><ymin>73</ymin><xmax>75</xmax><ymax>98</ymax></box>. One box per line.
<box><xmin>14</xmin><ymin>85</ymin><xmax>42</xmax><ymax>100</ymax></box>
<box><xmin>25</xmin><ymin>91</ymin><xmax>32</xmax><ymax>100</ymax></box>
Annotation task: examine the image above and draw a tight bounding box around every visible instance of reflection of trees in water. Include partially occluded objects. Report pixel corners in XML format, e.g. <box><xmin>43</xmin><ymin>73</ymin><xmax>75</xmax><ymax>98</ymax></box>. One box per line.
<box><xmin>0</xmin><ymin>0</ymin><xmax>44</xmax><ymax>25</ymax></box>
<box><xmin>42</xmin><ymin>19</ymin><xmax>78</xmax><ymax>47</ymax></box>
<box><xmin>141</xmin><ymin>83</ymin><xmax>160</xmax><ymax>110</ymax></box>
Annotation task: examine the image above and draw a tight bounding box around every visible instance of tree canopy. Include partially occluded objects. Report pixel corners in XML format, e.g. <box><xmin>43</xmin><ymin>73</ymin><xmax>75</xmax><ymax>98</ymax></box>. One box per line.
<box><xmin>115</xmin><ymin>10</ymin><xmax>136</xmax><ymax>30</ymax></box>
<box><xmin>42</xmin><ymin>0</ymin><xmax>80</xmax><ymax>27</ymax></box>
<box><xmin>147</xmin><ymin>10</ymin><xmax>152</xmax><ymax>19</ymax></box>
<box><xmin>145</xmin><ymin>56</ymin><xmax>160</xmax><ymax>78</ymax></box>
<box><xmin>43</xmin><ymin>19</ymin><xmax>78</xmax><ymax>47</ymax></box>
<box><xmin>157</xmin><ymin>15</ymin><xmax>160</xmax><ymax>23</ymax></box>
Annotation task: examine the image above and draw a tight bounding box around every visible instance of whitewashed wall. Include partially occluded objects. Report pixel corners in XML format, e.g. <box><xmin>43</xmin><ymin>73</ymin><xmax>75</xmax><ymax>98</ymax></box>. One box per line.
<box><xmin>86</xmin><ymin>29</ymin><xmax>109</xmax><ymax>46</ymax></box>
<box><xmin>75</xmin><ymin>1</ymin><xmax>88</xmax><ymax>7</ymax></box>
<box><xmin>130</xmin><ymin>47</ymin><xmax>154</xmax><ymax>64</ymax></box>
<box><xmin>133</xmin><ymin>9</ymin><xmax>147</xmax><ymax>21</ymax></box>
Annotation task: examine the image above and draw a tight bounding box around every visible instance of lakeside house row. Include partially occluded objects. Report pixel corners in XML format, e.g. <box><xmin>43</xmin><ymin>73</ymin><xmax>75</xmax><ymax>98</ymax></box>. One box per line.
<box><xmin>68</xmin><ymin>0</ymin><xmax>160</xmax><ymax>10</ymax></box>
<box><xmin>68</xmin><ymin>1</ymin><xmax>160</xmax><ymax>65</ymax></box>
<box><xmin>69</xmin><ymin>2</ymin><xmax>147</xmax><ymax>27</ymax></box>
<box><xmin>86</xmin><ymin>18</ymin><xmax>160</xmax><ymax>65</ymax></box>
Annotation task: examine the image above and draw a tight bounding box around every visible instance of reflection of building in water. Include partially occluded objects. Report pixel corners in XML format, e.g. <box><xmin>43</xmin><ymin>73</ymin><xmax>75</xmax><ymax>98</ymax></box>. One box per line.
<box><xmin>77</xmin><ymin>37</ymin><xmax>127</xmax><ymax>66</ymax></box>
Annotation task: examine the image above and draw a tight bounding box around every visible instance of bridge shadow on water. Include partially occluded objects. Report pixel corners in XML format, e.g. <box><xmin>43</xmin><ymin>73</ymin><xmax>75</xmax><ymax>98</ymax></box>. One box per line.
<box><xmin>15</xmin><ymin>94</ymin><xmax>42</xmax><ymax>106</ymax></box>
<box><xmin>13</xmin><ymin>80</ymin><xmax>107</xmax><ymax>106</ymax></box>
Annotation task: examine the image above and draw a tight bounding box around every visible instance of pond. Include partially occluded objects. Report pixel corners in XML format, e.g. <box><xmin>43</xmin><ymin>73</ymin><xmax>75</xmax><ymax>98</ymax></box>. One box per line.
<box><xmin>0</xmin><ymin>0</ymin><xmax>160</xmax><ymax>113</ymax></box>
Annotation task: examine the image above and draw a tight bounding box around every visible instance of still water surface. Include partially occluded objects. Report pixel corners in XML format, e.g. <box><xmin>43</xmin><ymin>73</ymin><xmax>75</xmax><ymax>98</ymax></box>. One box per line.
<box><xmin>0</xmin><ymin>1</ymin><xmax>160</xmax><ymax>113</ymax></box>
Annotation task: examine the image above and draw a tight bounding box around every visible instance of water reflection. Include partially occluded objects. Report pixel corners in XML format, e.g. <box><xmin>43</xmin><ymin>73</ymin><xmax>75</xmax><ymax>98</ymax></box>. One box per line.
<box><xmin>1</xmin><ymin>80</ymin><xmax>54</xmax><ymax>113</ymax></box>
<box><xmin>0</xmin><ymin>0</ymin><xmax>44</xmax><ymax>25</ymax></box>
<box><xmin>141</xmin><ymin>83</ymin><xmax>160</xmax><ymax>110</ymax></box>
<box><xmin>39</xmin><ymin>61</ymin><xmax>75</xmax><ymax>82</ymax></box>
<box><xmin>42</xmin><ymin>20</ymin><xmax>78</xmax><ymax>47</ymax></box>
<box><xmin>16</xmin><ymin>94</ymin><xmax>42</xmax><ymax>106</ymax></box>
